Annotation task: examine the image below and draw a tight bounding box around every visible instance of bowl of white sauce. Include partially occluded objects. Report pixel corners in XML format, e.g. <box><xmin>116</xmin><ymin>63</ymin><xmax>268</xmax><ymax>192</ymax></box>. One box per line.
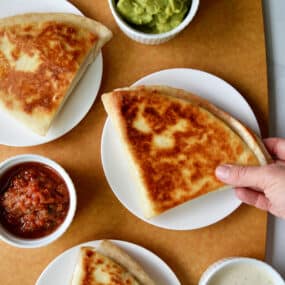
<box><xmin>199</xmin><ymin>257</ymin><xmax>285</xmax><ymax>285</ymax></box>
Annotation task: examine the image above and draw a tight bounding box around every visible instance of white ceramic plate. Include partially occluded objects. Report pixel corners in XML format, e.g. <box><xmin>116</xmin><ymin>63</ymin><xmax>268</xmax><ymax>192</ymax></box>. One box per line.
<box><xmin>36</xmin><ymin>240</ymin><xmax>180</xmax><ymax>285</ymax></box>
<box><xmin>0</xmin><ymin>0</ymin><xmax>103</xmax><ymax>147</ymax></box>
<box><xmin>101</xmin><ymin>68</ymin><xmax>260</xmax><ymax>230</ymax></box>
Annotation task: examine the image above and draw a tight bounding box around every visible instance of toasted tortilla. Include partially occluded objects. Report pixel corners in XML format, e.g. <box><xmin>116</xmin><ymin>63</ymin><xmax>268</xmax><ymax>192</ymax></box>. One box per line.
<box><xmin>0</xmin><ymin>13</ymin><xmax>112</xmax><ymax>135</ymax></box>
<box><xmin>98</xmin><ymin>240</ymin><xmax>156</xmax><ymax>285</ymax></box>
<box><xmin>71</xmin><ymin>241</ymin><xmax>155</xmax><ymax>285</ymax></box>
<box><xmin>102</xmin><ymin>85</ymin><xmax>271</xmax><ymax>218</ymax></box>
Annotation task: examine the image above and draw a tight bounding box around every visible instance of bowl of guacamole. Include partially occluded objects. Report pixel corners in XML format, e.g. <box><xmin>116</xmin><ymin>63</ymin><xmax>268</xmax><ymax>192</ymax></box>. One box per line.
<box><xmin>108</xmin><ymin>0</ymin><xmax>199</xmax><ymax>44</ymax></box>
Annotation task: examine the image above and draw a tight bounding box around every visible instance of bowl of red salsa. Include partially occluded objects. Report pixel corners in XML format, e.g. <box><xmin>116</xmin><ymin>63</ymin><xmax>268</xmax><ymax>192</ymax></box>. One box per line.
<box><xmin>0</xmin><ymin>154</ymin><xmax>76</xmax><ymax>248</ymax></box>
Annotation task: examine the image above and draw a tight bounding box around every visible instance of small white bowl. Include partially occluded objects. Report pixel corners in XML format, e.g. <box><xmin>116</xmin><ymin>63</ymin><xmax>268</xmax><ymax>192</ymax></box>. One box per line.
<box><xmin>108</xmin><ymin>0</ymin><xmax>200</xmax><ymax>45</ymax></box>
<box><xmin>0</xmin><ymin>154</ymin><xmax>76</xmax><ymax>248</ymax></box>
<box><xmin>199</xmin><ymin>257</ymin><xmax>285</xmax><ymax>285</ymax></box>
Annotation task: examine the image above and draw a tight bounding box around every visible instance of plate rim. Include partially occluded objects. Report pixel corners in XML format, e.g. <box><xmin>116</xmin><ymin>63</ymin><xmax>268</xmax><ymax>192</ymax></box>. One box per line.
<box><xmin>36</xmin><ymin>239</ymin><xmax>180</xmax><ymax>285</ymax></box>
<box><xmin>101</xmin><ymin>68</ymin><xmax>261</xmax><ymax>230</ymax></box>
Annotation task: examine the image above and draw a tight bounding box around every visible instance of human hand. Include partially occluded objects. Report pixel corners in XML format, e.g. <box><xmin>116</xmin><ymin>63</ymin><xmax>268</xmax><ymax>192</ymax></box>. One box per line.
<box><xmin>215</xmin><ymin>137</ymin><xmax>285</xmax><ymax>219</ymax></box>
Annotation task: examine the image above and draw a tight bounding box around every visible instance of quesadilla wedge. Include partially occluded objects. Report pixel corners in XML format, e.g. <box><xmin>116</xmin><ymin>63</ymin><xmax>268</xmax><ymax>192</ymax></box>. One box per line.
<box><xmin>102</xmin><ymin>85</ymin><xmax>271</xmax><ymax>218</ymax></box>
<box><xmin>0</xmin><ymin>13</ymin><xmax>112</xmax><ymax>135</ymax></box>
<box><xmin>71</xmin><ymin>240</ymin><xmax>155</xmax><ymax>285</ymax></box>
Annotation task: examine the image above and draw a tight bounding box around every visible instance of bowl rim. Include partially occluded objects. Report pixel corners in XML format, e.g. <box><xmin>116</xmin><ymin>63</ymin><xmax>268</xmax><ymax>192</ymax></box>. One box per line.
<box><xmin>108</xmin><ymin>0</ymin><xmax>200</xmax><ymax>39</ymax></box>
<box><xmin>199</xmin><ymin>257</ymin><xmax>285</xmax><ymax>285</ymax></box>
<box><xmin>0</xmin><ymin>154</ymin><xmax>77</xmax><ymax>248</ymax></box>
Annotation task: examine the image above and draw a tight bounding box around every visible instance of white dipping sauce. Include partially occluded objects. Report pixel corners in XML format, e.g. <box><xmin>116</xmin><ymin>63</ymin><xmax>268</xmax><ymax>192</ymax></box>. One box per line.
<box><xmin>207</xmin><ymin>262</ymin><xmax>275</xmax><ymax>285</ymax></box>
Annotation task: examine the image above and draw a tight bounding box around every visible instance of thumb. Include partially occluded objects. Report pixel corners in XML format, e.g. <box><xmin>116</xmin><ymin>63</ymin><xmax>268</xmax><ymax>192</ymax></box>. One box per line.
<box><xmin>215</xmin><ymin>164</ymin><xmax>268</xmax><ymax>190</ymax></box>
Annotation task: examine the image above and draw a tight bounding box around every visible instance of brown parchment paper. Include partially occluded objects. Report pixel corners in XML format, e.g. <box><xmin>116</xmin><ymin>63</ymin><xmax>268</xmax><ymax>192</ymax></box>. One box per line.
<box><xmin>0</xmin><ymin>1</ymin><xmax>269</xmax><ymax>284</ymax></box>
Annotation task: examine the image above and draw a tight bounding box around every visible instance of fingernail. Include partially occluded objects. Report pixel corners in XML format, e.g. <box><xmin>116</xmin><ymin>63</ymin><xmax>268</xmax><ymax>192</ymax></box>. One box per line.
<box><xmin>215</xmin><ymin>165</ymin><xmax>232</xmax><ymax>180</ymax></box>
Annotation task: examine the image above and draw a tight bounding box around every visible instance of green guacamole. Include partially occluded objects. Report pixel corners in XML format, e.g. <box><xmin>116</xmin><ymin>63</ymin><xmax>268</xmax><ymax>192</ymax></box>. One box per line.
<box><xmin>116</xmin><ymin>0</ymin><xmax>191</xmax><ymax>34</ymax></box>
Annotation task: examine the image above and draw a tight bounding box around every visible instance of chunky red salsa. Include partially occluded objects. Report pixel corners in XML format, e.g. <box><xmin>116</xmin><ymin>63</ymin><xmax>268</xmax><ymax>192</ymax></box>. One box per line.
<box><xmin>0</xmin><ymin>162</ymin><xmax>69</xmax><ymax>238</ymax></box>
